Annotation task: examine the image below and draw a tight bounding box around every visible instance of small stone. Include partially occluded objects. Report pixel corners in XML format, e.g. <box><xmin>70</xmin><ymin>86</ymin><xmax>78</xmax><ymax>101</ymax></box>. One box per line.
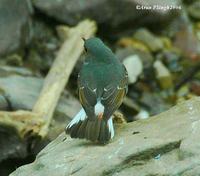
<box><xmin>116</xmin><ymin>47</ymin><xmax>154</xmax><ymax>71</ymax></box>
<box><xmin>190</xmin><ymin>81</ymin><xmax>200</xmax><ymax>96</ymax></box>
<box><xmin>133</xmin><ymin>28</ymin><xmax>164</xmax><ymax>52</ymax></box>
<box><xmin>160</xmin><ymin>37</ymin><xmax>172</xmax><ymax>49</ymax></box>
<box><xmin>173</xmin><ymin>26</ymin><xmax>200</xmax><ymax>61</ymax></box>
<box><xmin>157</xmin><ymin>50</ymin><xmax>181</xmax><ymax>72</ymax></box>
<box><xmin>153</xmin><ymin>60</ymin><xmax>173</xmax><ymax>89</ymax></box>
<box><xmin>116</xmin><ymin>47</ymin><xmax>154</xmax><ymax>87</ymax></box>
<box><xmin>135</xmin><ymin>109</ymin><xmax>149</xmax><ymax>120</ymax></box>
<box><xmin>117</xmin><ymin>38</ymin><xmax>149</xmax><ymax>52</ymax></box>
<box><xmin>154</xmin><ymin>154</ymin><xmax>161</xmax><ymax>160</ymax></box>
<box><xmin>123</xmin><ymin>55</ymin><xmax>143</xmax><ymax>84</ymax></box>
<box><xmin>177</xmin><ymin>85</ymin><xmax>189</xmax><ymax>98</ymax></box>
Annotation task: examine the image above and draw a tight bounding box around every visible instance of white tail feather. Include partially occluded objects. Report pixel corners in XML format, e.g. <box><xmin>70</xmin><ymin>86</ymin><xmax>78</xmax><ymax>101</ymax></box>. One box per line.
<box><xmin>66</xmin><ymin>108</ymin><xmax>86</xmax><ymax>128</ymax></box>
<box><xmin>108</xmin><ymin>117</ymin><xmax>114</xmax><ymax>139</ymax></box>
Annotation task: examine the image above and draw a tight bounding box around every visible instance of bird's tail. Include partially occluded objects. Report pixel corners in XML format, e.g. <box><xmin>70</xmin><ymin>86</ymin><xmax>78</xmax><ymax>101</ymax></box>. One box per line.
<box><xmin>65</xmin><ymin>108</ymin><xmax>114</xmax><ymax>144</ymax></box>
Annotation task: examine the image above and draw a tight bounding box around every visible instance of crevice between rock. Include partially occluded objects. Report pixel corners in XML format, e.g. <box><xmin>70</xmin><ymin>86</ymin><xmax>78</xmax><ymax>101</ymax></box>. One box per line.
<box><xmin>102</xmin><ymin>140</ymin><xmax>181</xmax><ymax>176</ymax></box>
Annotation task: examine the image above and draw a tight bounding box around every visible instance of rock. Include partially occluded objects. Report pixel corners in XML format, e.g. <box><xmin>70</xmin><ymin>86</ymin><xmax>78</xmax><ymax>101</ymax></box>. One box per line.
<box><xmin>0</xmin><ymin>74</ymin><xmax>81</xmax><ymax>172</ymax></box>
<box><xmin>0</xmin><ymin>75</ymin><xmax>80</xmax><ymax>119</ymax></box>
<box><xmin>188</xmin><ymin>1</ymin><xmax>200</xmax><ymax>20</ymax></box>
<box><xmin>10</xmin><ymin>97</ymin><xmax>200</xmax><ymax>176</ymax></box>
<box><xmin>160</xmin><ymin>36</ymin><xmax>172</xmax><ymax>49</ymax></box>
<box><xmin>123</xmin><ymin>55</ymin><xmax>143</xmax><ymax>84</ymax></box>
<box><xmin>190</xmin><ymin>80</ymin><xmax>200</xmax><ymax>96</ymax></box>
<box><xmin>121</xmin><ymin>97</ymin><xmax>140</xmax><ymax>121</ymax></box>
<box><xmin>0</xmin><ymin>125</ymin><xmax>27</xmax><ymax>162</ymax></box>
<box><xmin>135</xmin><ymin>109</ymin><xmax>150</xmax><ymax>120</ymax></box>
<box><xmin>133</xmin><ymin>28</ymin><xmax>164</xmax><ymax>52</ymax></box>
<box><xmin>0</xmin><ymin>66</ymin><xmax>33</xmax><ymax>77</ymax></box>
<box><xmin>177</xmin><ymin>85</ymin><xmax>189</xmax><ymax>98</ymax></box>
<box><xmin>173</xmin><ymin>23</ymin><xmax>200</xmax><ymax>61</ymax></box>
<box><xmin>25</xmin><ymin>19</ymin><xmax>60</xmax><ymax>73</ymax></box>
<box><xmin>163</xmin><ymin>10</ymin><xmax>188</xmax><ymax>40</ymax></box>
<box><xmin>0</xmin><ymin>75</ymin><xmax>81</xmax><ymax>142</ymax></box>
<box><xmin>116</xmin><ymin>47</ymin><xmax>154</xmax><ymax>76</ymax></box>
<box><xmin>153</xmin><ymin>60</ymin><xmax>173</xmax><ymax>89</ymax></box>
<box><xmin>140</xmin><ymin>92</ymin><xmax>171</xmax><ymax>115</ymax></box>
<box><xmin>117</xmin><ymin>38</ymin><xmax>150</xmax><ymax>52</ymax></box>
<box><xmin>157</xmin><ymin>50</ymin><xmax>181</xmax><ymax>72</ymax></box>
<box><xmin>0</xmin><ymin>95</ymin><xmax>8</xmax><ymax>110</ymax></box>
<box><xmin>0</xmin><ymin>75</ymin><xmax>42</xmax><ymax>110</ymax></box>
<box><xmin>33</xmin><ymin>0</ymin><xmax>181</xmax><ymax>32</ymax></box>
<box><xmin>0</xmin><ymin>0</ymin><xmax>32</xmax><ymax>56</ymax></box>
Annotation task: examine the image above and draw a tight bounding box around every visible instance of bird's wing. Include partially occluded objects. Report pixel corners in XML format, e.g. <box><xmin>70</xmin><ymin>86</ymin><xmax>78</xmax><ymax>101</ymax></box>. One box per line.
<box><xmin>78</xmin><ymin>72</ymin><xmax>97</xmax><ymax>119</ymax></box>
<box><xmin>101</xmin><ymin>65</ymin><xmax>128</xmax><ymax>119</ymax></box>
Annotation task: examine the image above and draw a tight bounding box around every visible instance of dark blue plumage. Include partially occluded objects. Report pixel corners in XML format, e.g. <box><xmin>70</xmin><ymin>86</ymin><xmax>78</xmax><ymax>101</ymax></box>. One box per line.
<box><xmin>65</xmin><ymin>37</ymin><xmax>128</xmax><ymax>143</ymax></box>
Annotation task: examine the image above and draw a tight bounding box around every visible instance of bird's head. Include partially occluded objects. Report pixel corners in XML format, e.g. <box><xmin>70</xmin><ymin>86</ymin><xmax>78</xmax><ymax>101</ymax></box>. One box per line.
<box><xmin>82</xmin><ymin>37</ymin><xmax>115</xmax><ymax>63</ymax></box>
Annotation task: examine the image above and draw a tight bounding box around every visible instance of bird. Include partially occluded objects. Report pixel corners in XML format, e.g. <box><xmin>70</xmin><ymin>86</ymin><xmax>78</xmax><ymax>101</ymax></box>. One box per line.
<box><xmin>65</xmin><ymin>37</ymin><xmax>128</xmax><ymax>144</ymax></box>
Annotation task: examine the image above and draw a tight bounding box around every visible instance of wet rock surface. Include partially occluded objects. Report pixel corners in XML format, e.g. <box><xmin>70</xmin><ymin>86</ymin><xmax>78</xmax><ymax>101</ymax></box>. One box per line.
<box><xmin>0</xmin><ymin>0</ymin><xmax>32</xmax><ymax>56</ymax></box>
<box><xmin>10</xmin><ymin>97</ymin><xmax>200</xmax><ymax>176</ymax></box>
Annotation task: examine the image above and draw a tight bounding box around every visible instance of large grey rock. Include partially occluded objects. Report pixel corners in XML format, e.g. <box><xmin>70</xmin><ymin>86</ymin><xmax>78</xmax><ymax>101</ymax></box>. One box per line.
<box><xmin>0</xmin><ymin>75</ymin><xmax>81</xmax><ymax>118</ymax></box>
<box><xmin>0</xmin><ymin>126</ymin><xmax>27</xmax><ymax>162</ymax></box>
<box><xmin>10</xmin><ymin>97</ymin><xmax>200</xmax><ymax>176</ymax></box>
<box><xmin>0</xmin><ymin>75</ymin><xmax>81</xmax><ymax>163</ymax></box>
<box><xmin>33</xmin><ymin>0</ymin><xmax>181</xmax><ymax>30</ymax></box>
<box><xmin>0</xmin><ymin>0</ymin><xmax>32</xmax><ymax>56</ymax></box>
<box><xmin>0</xmin><ymin>74</ymin><xmax>82</xmax><ymax>140</ymax></box>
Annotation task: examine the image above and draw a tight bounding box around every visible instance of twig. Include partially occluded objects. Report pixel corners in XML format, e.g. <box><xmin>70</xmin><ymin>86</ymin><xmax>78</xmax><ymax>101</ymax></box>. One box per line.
<box><xmin>0</xmin><ymin>110</ymin><xmax>44</xmax><ymax>138</ymax></box>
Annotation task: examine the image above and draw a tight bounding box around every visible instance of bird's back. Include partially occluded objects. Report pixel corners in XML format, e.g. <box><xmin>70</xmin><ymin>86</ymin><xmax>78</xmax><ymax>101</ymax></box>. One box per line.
<box><xmin>79</xmin><ymin>60</ymin><xmax>123</xmax><ymax>98</ymax></box>
<box><xmin>66</xmin><ymin>37</ymin><xmax>128</xmax><ymax>144</ymax></box>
